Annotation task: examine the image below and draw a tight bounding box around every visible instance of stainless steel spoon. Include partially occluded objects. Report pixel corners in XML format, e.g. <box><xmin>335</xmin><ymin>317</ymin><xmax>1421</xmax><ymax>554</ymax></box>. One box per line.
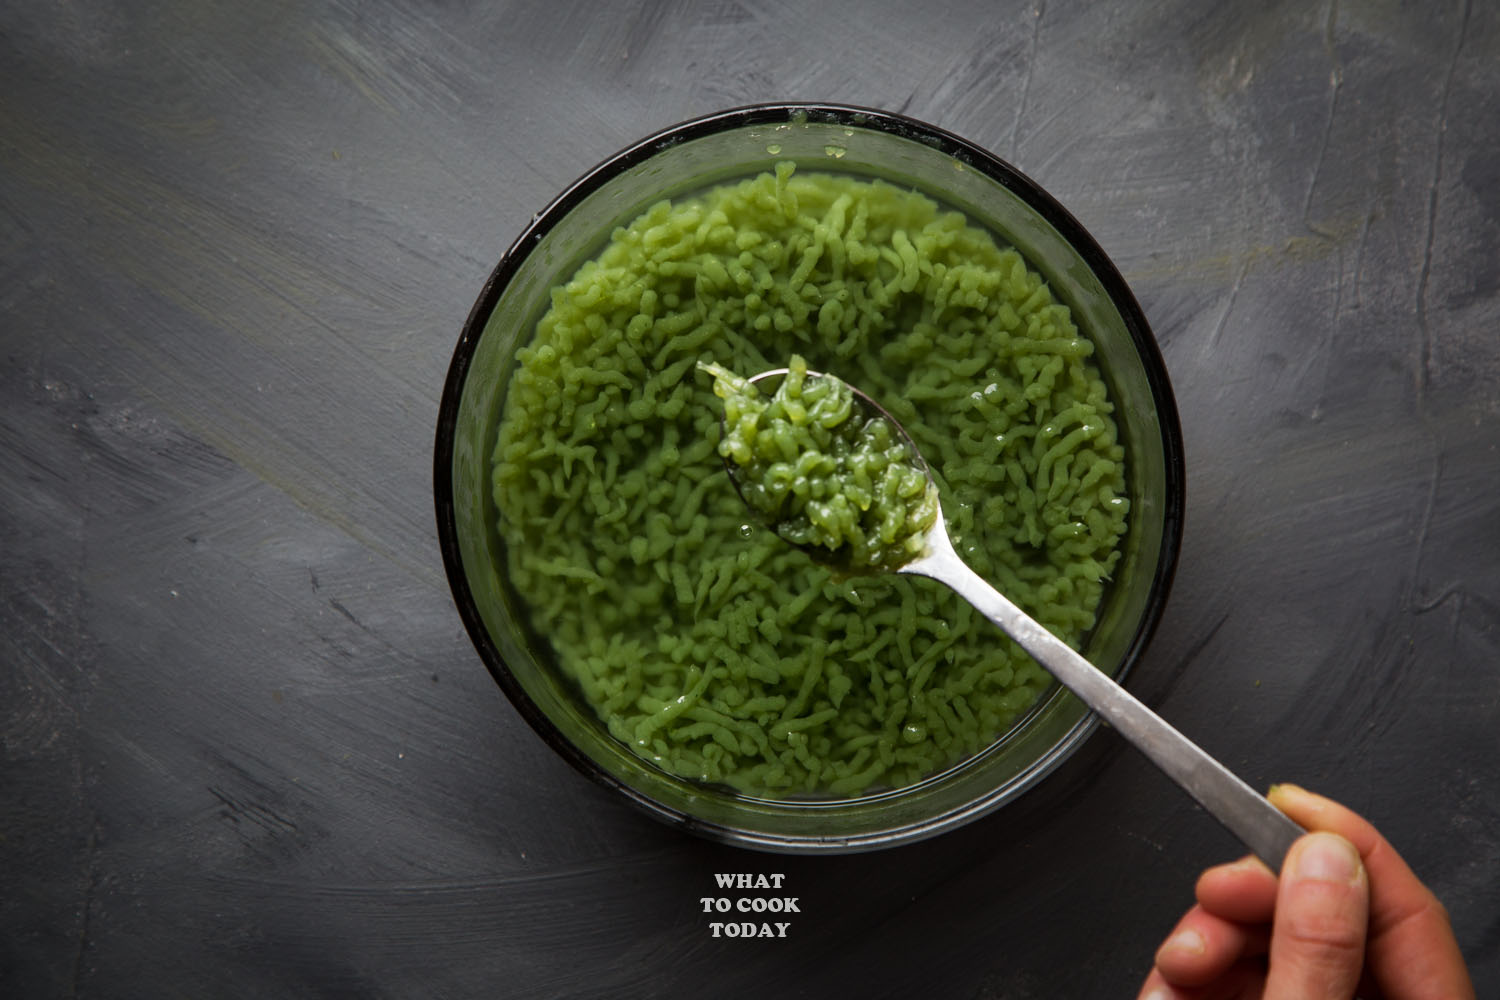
<box><xmin>720</xmin><ymin>365</ymin><xmax>1305</xmax><ymax>871</ymax></box>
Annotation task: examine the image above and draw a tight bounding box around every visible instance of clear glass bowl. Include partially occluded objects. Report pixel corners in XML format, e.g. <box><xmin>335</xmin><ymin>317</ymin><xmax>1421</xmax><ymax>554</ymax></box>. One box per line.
<box><xmin>434</xmin><ymin>103</ymin><xmax>1184</xmax><ymax>852</ymax></box>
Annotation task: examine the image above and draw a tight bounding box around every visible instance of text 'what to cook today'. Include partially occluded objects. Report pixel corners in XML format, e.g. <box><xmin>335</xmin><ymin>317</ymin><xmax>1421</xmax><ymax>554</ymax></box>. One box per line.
<box><xmin>702</xmin><ymin>873</ymin><xmax>797</xmax><ymax>938</ymax></box>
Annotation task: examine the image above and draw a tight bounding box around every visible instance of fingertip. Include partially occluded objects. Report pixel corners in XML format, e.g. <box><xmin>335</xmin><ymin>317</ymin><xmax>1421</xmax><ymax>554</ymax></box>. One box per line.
<box><xmin>1152</xmin><ymin>905</ymin><xmax>1267</xmax><ymax>988</ymax></box>
<box><xmin>1286</xmin><ymin>831</ymin><xmax>1366</xmax><ymax>889</ymax></box>
<box><xmin>1267</xmin><ymin>782</ymin><xmax>1322</xmax><ymax>817</ymax></box>
<box><xmin>1154</xmin><ymin>925</ymin><xmax>1206</xmax><ymax>966</ymax></box>
<box><xmin>1195</xmin><ymin>855</ymin><xmax>1278</xmax><ymax>924</ymax></box>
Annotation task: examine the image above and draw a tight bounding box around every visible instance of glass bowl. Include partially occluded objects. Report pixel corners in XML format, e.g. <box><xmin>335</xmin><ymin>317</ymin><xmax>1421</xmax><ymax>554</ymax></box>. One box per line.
<box><xmin>434</xmin><ymin>103</ymin><xmax>1184</xmax><ymax>852</ymax></box>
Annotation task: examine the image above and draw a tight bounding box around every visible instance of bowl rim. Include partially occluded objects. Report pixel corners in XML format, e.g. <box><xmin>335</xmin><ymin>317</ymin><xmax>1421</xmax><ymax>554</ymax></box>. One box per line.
<box><xmin>433</xmin><ymin>100</ymin><xmax>1186</xmax><ymax>851</ymax></box>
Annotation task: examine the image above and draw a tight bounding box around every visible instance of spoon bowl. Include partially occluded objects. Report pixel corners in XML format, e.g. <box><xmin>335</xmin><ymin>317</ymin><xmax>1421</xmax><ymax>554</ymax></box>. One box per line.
<box><xmin>709</xmin><ymin>361</ymin><xmax>1305</xmax><ymax>871</ymax></box>
<box><xmin>709</xmin><ymin>362</ymin><xmax>939</xmax><ymax>577</ymax></box>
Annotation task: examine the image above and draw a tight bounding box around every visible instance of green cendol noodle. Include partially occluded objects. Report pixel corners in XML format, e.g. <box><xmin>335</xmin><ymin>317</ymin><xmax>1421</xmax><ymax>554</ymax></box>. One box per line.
<box><xmin>700</xmin><ymin>354</ymin><xmax>940</xmax><ymax>573</ymax></box>
<box><xmin>492</xmin><ymin>162</ymin><xmax>1129</xmax><ymax>798</ymax></box>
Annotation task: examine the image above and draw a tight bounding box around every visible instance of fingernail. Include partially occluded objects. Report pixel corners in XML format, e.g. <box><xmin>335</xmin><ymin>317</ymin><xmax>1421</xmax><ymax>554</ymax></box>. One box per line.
<box><xmin>1268</xmin><ymin>782</ymin><xmax>1316</xmax><ymax>808</ymax></box>
<box><xmin>1267</xmin><ymin>782</ymin><xmax>1299</xmax><ymax>802</ymax></box>
<box><xmin>1160</xmin><ymin>928</ymin><xmax>1206</xmax><ymax>956</ymax></box>
<box><xmin>1292</xmin><ymin>832</ymin><xmax>1362</xmax><ymax>885</ymax></box>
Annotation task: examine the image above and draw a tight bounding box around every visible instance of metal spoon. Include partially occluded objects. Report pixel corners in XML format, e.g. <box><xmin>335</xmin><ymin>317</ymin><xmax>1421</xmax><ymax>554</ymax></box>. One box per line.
<box><xmin>715</xmin><ymin>364</ymin><xmax>1305</xmax><ymax>871</ymax></box>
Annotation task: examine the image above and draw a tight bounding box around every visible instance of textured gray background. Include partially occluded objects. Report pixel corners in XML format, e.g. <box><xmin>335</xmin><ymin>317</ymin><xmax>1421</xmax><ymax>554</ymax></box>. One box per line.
<box><xmin>3</xmin><ymin>1</ymin><xmax>1497</xmax><ymax>997</ymax></box>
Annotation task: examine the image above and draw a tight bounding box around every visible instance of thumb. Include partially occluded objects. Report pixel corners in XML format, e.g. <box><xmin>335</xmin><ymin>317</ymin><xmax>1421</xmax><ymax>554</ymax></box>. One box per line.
<box><xmin>1265</xmin><ymin>832</ymin><xmax>1370</xmax><ymax>1000</ymax></box>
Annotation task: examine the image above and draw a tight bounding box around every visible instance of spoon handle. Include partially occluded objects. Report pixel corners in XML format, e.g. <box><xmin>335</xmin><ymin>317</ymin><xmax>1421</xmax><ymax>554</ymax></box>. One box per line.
<box><xmin>905</xmin><ymin>524</ymin><xmax>1305</xmax><ymax>872</ymax></box>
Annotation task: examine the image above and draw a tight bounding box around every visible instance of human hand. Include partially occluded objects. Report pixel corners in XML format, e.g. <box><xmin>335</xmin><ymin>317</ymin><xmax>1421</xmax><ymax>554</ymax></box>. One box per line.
<box><xmin>1137</xmin><ymin>783</ymin><xmax>1474</xmax><ymax>999</ymax></box>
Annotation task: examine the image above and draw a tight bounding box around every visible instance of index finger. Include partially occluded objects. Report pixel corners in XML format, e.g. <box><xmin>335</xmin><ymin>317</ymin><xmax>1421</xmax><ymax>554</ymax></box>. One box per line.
<box><xmin>1267</xmin><ymin>783</ymin><xmax>1475</xmax><ymax>1000</ymax></box>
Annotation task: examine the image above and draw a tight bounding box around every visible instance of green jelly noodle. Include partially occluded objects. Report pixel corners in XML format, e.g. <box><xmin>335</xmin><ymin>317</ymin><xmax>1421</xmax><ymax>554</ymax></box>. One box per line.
<box><xmin>492</xmin><ymin>161</ymin><xmax>1130</xmax><ymax>799</ymax></box>
<box><xmin>700</xmin><ymin>354</ymin><xmax>939</xmax><ymax>573</ymax></box>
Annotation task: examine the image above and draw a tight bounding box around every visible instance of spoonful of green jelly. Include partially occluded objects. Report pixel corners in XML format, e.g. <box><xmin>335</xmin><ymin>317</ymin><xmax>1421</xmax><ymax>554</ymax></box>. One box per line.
<box><xmin>699</xmin><ymin>355</ymin><xmax>1306</xmax><ymax>872</ymax></box>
